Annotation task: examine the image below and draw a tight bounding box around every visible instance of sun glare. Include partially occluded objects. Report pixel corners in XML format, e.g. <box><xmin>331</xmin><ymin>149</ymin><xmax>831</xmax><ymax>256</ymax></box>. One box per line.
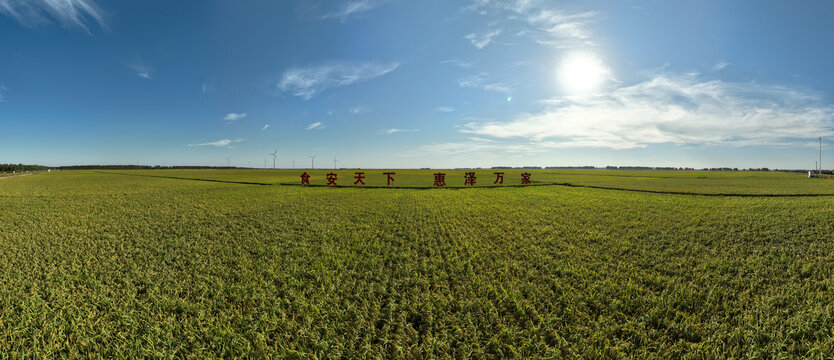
<box><xmin>558</xmin><ymin>52</ymin><xmax>610</xmax><ymax>95</ymax></box>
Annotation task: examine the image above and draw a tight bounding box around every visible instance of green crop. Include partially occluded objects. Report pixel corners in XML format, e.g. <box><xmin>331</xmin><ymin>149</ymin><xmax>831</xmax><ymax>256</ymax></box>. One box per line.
<box><xmin>0</xmin><ymin>170</ymin><xmax>832</xmax><ymax>358</ymax></box>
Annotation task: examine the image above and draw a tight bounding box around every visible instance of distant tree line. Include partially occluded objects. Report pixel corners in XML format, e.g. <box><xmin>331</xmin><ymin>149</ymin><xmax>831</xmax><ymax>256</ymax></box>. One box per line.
<box><xmin>605</xmin><ymin>166</ymin><xmax>697</xmax><ymax>171</ymax></box>
<box><xmin>490</xmin><ymin>166</ymin><xmax>545</xmax><ymax>169</ymax></box>
<box><xmin>57</xmin><ymin>165</ymin><xmax>239</xmax><ymax>170</ymax></box>
<box><xmin>0</xmin><ymin>164</ymin><xmax>49</xmax><ymax>172</ymax></box>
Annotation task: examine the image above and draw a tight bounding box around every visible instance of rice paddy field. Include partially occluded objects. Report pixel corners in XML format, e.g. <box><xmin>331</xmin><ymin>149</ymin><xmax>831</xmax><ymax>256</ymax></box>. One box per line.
<box><xmin>1</xmin><ymin>169</ymin><xmax>833</xmax><ymax>358</ymax></box>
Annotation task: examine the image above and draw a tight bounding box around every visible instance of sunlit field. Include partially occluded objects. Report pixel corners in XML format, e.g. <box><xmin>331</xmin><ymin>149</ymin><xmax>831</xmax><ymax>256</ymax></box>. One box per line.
<box><xmin>1</xmin><ymin>170</ymin><xmax>833</xmax><ymax>357</ymax></box>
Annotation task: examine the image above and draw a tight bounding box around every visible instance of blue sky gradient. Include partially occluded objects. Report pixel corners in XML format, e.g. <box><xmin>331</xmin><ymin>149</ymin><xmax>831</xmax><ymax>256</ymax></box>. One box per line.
<box><xmin>1</xmin><ymin>0</ymin><xmax>833</xmax><ymax>169</ymax></box>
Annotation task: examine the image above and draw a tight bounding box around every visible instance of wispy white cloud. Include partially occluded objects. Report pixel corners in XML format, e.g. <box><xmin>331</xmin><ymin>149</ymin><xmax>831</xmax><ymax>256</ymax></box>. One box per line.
<box><xmin>713</xmin><ymin>61</ymin><xmax>730</xmax><ymax>71</ymax></box>
<box><xmin>126</xmin><ymin>62</ymin><xmax>152</xmax><ymax>79</ymax></box>
<box><xmin>0</xmin><ymin>83</ymin><xmax>7</xmax><ymax>102</ymax></box>
<box><xmin>458</xmin><ymin>73</ymin><xmax>512</xmax><ymax>93</ymax></box>
<box><xmin>350</xmin><ymin>105</ymin><xmax>372</xmax><ymax>114</ymax></box>
<box><xmin>201</xmin><ymin>81</ymin><xmax>216</xmax><ymax>95</ymax></box>
<box><xmin>0</xmin><ymin>0</ymin><xmax>106</xmax><ymax>34</ymax></box>
<box><xmin>223</xmin><ymin>112</ymin><xmax>247</xmax><ymax>121</ymax></box>
<box><xmin>322</xmin><ymin>0</ymin><xmax>389</xmax><ymax>23</ymax></box>
<box><xmin>465</xmin><ymin>29</ymin><xmax>502</xmax><ymax>49</ymax></box>
<box><xmin>464</xmin><ymin>0</ymin><xmax>597</xmax><ymax>49</ymax></box>
<box><xmin>461</xmin><ymin>73</ymin><xmax>834</xmax><ymax>149</ymax></box>
<box><xmin>526</xmin><ymin>9</ymin><xmax>596</xmax><ymax>47</ymax></box>
<box><xmin>306</xmin><ymin>122</ymin><xmax>325</xmax><ymax>130</ymax></box>
<box><xmin>440</xmin><ymin>59</ymin><xmax>474</xmax><ymax>68</ymax></box>
<box><xmin>437</xmin><ymin>106</ymin><xmax>455</xmax><ymax>112</ymax></box>
<box><xmin>379</xmin><ymin>128</ymin><xmax>419</xmax><ymax>135</ymax></box>
<box><xmin>187</xmin><ymin>138</ymin><xmax>244</xmax><ymax>147</ymax></box>
<box><xmin>261</xmin><ymin>124</ymin><xmax>270</xmax><ymax>132</ymax></box>
<box><xmin>278</xmin><ymin>62</ymin><xmax>399</xmax><ymax>100</ymax></box>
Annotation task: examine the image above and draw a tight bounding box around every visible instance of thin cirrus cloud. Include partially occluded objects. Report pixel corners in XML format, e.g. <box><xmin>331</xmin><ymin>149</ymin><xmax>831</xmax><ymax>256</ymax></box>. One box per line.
<box><xmin>126</xmin><ymin>62</ymin><xmax>152</xmax><ymax>79</ymax></box>
<box><xmin>0</xmin><ymin>83</ymin><xmax>7</xmax><ymax>102</ymax></box>
<box><xmin>379</xmin><ymin>128</ymin><xmax>418</xmax><ymax>135</ymax></box>
<box><xmin>465</xmin><ymin>29</ymin><xmax>502</xmax><ymax>49</ymax></box>
<box><xmin>0</xmin><ymin>0</ymin><xmax>107</xmax><ymax>34</ymax></box>
<box><xmin>306</xmin><ymin>122</ymin><xmax>325</xmax><ymax>130</ymax></box>
<box><xmin>201</xmin><ymin>81</ymin><xmax>216</xmax><ymax>95</ymax></box>
<box><xmin>458</xmin><ymin>73</ymin><xmax>512</xmax><ymax>94</ymax></box>
<box><xmin>260</xmin><ymin>124</ymin><xmax>270</xmax><ymax>132</ymax></box>
<box><xmin>440</xmin><ymin>59</ymin><xmax>474</xmax><ymax>68</ymax></box>
<box><xmin>322</xmin><ymin>0</ymin><xmax>389</xmax><ymax>23</ymax></box>
<box><xmin>278</xmin><ymin>62</ymin><xmax>399</xmax><ymax>100</ymax></box>
<box><xmin>713</xmin><ymin>61</ymin><xmax>730</xmax><ymax>71</ymax></box>
<box><xmin>437</xmin><ymin>106</ymin><xmax>455</xmax><ymax>112</ymax></box>
<box><xmin>187</xmin><ymin>138</ymin><xmax>244</xmax><ymax>147</ymax></box>
<box><xmin>464</xmin><ymin>1</ymin><xmax>597</xmax><ymax>49</ymax></box>
<box><xmin>223</xmin><ymin>113</ymin><xmax>246</xmax><ymax>121</ymax></box>
<box><xmin>459</xmin><ymin>73</ymin><xmax>834</xmax><ymax>150</ymax></box>
<box><xmin>349</xmin><ymin>105</ymin><xmax>371</xmax><ymax>114</ymax></box>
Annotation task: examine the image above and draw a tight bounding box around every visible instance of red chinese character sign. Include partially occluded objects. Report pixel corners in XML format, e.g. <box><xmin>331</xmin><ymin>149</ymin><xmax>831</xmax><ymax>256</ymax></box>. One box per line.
<box><xmin>295</xmin><ymin>170</ymin><xmax>535</xmax><ymax>187</ymax></box>
<box><xmin>464</xmin><ymin>172</ymin><xmax>477</xmax><ymax>186</ymax></box>
<box><xmin>383</xmin><ymin>172</ymin><xmax>396</xmax><ymax>186</ymax></box>
<box><xmin>433</xmin><ymin>173</ymin><xmax>446</xmax><ymax>187</ymax></box>
<box><xmin>326</xmin><ymin>172</ymin><xmax>338</xmax><ymax>186</ymax></box>
<box><xmin>493</xmin><ymin>172</ymin><xmax>504</xmax><ymax>184</ymax></box>
<box><xmin>354</xmin><ymin>172</ymin><xmax>365</xmax><ymax>186</ymax></box>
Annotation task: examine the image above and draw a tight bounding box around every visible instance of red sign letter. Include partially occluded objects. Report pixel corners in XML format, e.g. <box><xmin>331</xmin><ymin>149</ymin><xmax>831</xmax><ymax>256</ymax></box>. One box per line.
<box><xmin>383</xmin><ymin>172</ymin><xmax>396</xmax><ymax>186</ymax></box>
<box><xmin>433</xmin><ymin>173</ymin><xmax>446</xmax><ymax>187</ymax></box>
<box><xmin>521</xmin><ymin>172</ymin><xmax>531</xmax><ymax>185</ymax></box>
<box><xmin>326</xmin><ymin>172</ymin><xmax>338</xmax><ymax>186</ymax></box>
<box><xmin>300</xmin><ymin>172</ymin><xmax>311</xmax><ymax>185</ymax></box>
<box><xmin>354</xmin><ymin>172</ymin><xmax>365</xmax><ymax>185</ymax></box>
<box><xmin>464</xmin><ymin>172</ymin><xmax>477</xmax><ymax>186</ymax></box>
<box><xmin>493</xmin><ymin>172</ymin><xmax>504</xmax><ymax>184</ymax></box>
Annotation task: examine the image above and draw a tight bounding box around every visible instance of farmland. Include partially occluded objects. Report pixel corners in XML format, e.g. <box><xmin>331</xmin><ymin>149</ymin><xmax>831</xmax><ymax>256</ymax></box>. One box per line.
<box><xmin>1</xmin><ymin>170</ymin><xmax>833</xmax><ymax>358</ymax></box>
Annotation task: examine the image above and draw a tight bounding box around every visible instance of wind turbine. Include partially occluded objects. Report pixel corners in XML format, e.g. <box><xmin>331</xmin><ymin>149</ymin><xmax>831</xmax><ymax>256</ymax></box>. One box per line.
<box><xmin>333</xmin><ymin>156</ymin><xmax>338</xmax><ymax>169</ymax></box>
<box><xmin>292</xmin><ymin>160</ymin><xmax>295</xmax><ymax>169</ymax></box>
<box><xmin>225</xmin><ymin>156</ymin><xmax>232</xmax><ymax>167</ymax></box>
<box><xmin>308</xmin><ymin>155</ymin><xmax>317</xmax><ymax>169</ymax></box>
<box><xmin>264</xmin><ymin>159</ymin><xmax>268</xmax><ymax>168</ymax></box>
<box><xmin>266</xmin><ymin>148</ymin><xmax>278</xmax><ymax>169</ymax></box>
<box><xmin>248</xmin><ymin>161</ymin><xmax>253</xmax><ymax>168</ymax></box>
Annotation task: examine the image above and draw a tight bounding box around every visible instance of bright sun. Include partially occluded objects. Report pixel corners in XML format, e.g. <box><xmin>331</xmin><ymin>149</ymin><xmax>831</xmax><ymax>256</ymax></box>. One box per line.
<box><xmin>558</xmin><ymin>52</ymin><xmax>610</xmax><ymax>95</ymax></box>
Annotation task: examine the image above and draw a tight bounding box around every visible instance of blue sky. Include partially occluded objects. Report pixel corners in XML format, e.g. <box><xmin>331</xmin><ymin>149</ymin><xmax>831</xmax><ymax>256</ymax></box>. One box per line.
<box><xmin>1</xmin><ymin>0</ymin><xmax>833</xmax><ymax>169</ymax></box>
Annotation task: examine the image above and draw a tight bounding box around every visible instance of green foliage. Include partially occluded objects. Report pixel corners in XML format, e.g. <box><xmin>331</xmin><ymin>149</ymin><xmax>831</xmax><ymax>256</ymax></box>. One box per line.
<box><xmin>0</xmin><ymin>170</ymin><xmax>832</xmax><ymax>357</ymax></box>
<box><xmin>0</xmin><ymin>163</ymin><xmax>48</xmax><ymax>172</ymax></box>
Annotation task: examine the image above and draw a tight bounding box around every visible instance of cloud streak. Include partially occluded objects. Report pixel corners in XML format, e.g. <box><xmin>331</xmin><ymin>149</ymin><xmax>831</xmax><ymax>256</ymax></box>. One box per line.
<box><xmin>306</xmin><ymin>122</ymin><xmax>325</xmax><ymax>130</ymax></box>
<box><xmin>261</xmin><ymin>124</ymin><xmax>270</xmax><ymax>132</ymax></box>
<box><xmin>127</xmin><ymin>62</ymin><xmax>152</xmax><ymax>79</ymax></box>
<box><xmin>278</xmin><ymin>62</ymin><xmax>399</xmax><ymax>100</ymax></box>
<box><xmin>437</xmin><ymin>106</ymin><xmax>455</xmax><ymax>112</ymax></box>
<box><xmin>223</xmin><ymin>113</ymin><xmax>247</xmax><ymax>121</ymax></box>
<box><xmin>464</xmin><ymin>1</ymin><xmax>597</xmax><ymax>49</ymax></box>
<box><xmin>465</xmin><ymin>29</ymin><xmax>501</xmax><ymax>49</ymax></box>
<box><xmin>713</xmin><ymin>61</ymin><xmax>730</xmax><ymax>71</ymax></box>
<box><xmin>202</xmin><ymin>81</ymin><xmax>216</xmax><ymax>95</ymax></box>
<box><xmin>379</xmin><ymin>128</ymin><xmax>419</xmax><ymax>135</ymax></box>
<box><xmin>461</xmin><ymin>73</ymin><xmax>834</xmax><ymax>149</ymax></box>
<box><xmin>322</xmin><ymin>0</ymin><xmax>389</xmax><ymax>23</ymax></box>
<box><xmin>0</xmin><ymin>0</ymin><xmax>106</xmax><ymax>33</ymax></box>
<box><xmin>187</xmin><ymin>138</ymin><xmax>244</xmax><ymax>147</ymax></box>
<box><xmin>458</xmin><ymin>73</ymin><xmax>512</xmax><ymax>93</ymax></box>
<box><xmin>350</xmin><ymin>105</ymin><xmax>371</xmax><ymax>114</ymax></box>
<box><xmin>440</xmin><ymin>59</ymin><xmax>474</xmax><ymax>68</ymax></box>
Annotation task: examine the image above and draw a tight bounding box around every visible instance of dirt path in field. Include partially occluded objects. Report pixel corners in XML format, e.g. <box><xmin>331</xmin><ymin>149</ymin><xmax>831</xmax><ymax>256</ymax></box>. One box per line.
<box><xmin>0</xmin><ymin>174</ymin><xmax>32</xmax><ymax>180</ymax></box>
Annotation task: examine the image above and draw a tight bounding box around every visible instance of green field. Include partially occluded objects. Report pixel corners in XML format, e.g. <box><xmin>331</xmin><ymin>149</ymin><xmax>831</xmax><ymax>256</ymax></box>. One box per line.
<box><xmin>1</xmin><ymin>170</ymin><xmax>833</xmax><ymax>358</ymax></box>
